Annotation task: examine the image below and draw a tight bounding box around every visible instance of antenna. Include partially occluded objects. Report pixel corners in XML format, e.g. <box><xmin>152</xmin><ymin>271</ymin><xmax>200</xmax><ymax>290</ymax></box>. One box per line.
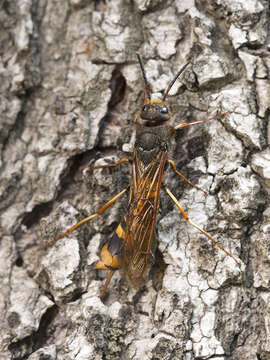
<box><xmin>136</xmin><ymin>52</ymin><xmax>151</xmax><ymax>100</ymax></box>
<box><xmin>163</xmin><ymin>60</ymin><xmax>191</xmax><ymax>101</ymax></box>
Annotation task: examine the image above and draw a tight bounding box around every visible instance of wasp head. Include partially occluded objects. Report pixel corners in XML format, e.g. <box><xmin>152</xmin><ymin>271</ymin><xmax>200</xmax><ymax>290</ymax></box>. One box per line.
<box><xmin>139</xmin><ymin>99</ymin><xmax>171</xmax><ymax>127</ymax></box>
<box><xmin>136</xmin><ymin>52</ymin><xmax>190</xmax><ymax>127</ymax></box>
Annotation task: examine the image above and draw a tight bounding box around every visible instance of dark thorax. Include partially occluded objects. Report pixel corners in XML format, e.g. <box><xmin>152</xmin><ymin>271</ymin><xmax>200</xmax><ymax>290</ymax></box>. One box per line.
<box><xmin>134</xmin><ymin>99</ymin><xmax>171</xmax><ymax>165</ymax></box>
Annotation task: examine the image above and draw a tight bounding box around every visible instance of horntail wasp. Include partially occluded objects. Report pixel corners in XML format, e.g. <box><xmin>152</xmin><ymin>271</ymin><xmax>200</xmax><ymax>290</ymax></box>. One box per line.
<box><xmin>43</xmin><ymin>52</ymin><xmax>239</xmax><ymax>300</ymax></box>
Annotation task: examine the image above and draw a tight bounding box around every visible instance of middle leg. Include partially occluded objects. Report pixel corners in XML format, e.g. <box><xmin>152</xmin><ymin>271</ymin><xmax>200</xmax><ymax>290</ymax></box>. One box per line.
<box><xmin>164</xmin><ymin>187</ymin><xmax>239</xmax><ymax>265</ymax></box>
<box><xmin>168</xmin><ymin>159</ymin><xmax>207</xmax><ymax>195</ymax></box>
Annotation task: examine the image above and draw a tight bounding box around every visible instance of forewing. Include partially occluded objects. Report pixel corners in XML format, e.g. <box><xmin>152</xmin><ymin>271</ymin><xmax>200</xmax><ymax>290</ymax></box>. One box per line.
<box><xmin>121</xmin><ymin>149</ymin><xmax>167</xmax><ymax>287</ymax></box>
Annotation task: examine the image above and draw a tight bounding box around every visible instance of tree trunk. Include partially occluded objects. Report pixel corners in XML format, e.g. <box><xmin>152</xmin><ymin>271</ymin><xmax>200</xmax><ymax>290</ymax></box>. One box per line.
<box><xmin>0</xmin><ymin>0</ymin><xmax>269</xmax><ymax>359</ymax></box>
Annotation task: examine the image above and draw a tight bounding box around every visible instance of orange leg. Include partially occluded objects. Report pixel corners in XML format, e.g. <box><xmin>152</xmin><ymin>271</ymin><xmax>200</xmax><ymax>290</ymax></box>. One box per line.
<box><xmin>100</xmin><ymin>270</ymin><xmax>115</xmax><ymax>301</ymax></box>
<box><xmin>165</xmin><ymin>187</ymin><xmax>239</xmax><ymax>265</ymax></box>
<box><xmin>168</xmin><ymin>159</ymin><xmax>207</xmax><ymax>196</ymax></box>
<box><xmin>170</xmin><ymin>112</ymin><xmax>227</xmax><ymax>134</ymax></box>
<box><xmin>42</xmin><ymin>188</ymin><xmax>128</xmax><ymax>249</ymax></box>
<box><xmin>92</xmin><ymin>157</ymin><xmax>130</xmax><ymax>171</ymax></box>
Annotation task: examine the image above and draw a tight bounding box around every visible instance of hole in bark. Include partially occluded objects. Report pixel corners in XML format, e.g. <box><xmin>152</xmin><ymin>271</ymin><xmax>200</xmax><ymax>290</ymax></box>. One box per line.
<box><xmin>109</xmin><ymin>68</ymin><xmax>126</xmax><ymax>108</ymax></box>
<box><xmin>8</xmin><ymin>305</ymin><xmax>58</xmax><ymax>359</ymax></box>
<box><xmin>15</xmin><ymin>256</ymin><xmax>23</xmax><ymax>267</ymax></box>
<box><xmin>22</xmin><ymin>202</ymin><xmax>54</xmax><ymax>229</ymax></box>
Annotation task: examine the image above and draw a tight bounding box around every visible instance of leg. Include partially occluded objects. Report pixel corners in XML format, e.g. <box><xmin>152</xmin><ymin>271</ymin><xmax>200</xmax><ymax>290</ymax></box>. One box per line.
<box><xmin>100</xmin><ymin>270</ymin><xmax>115</xmax><ymax>301</ymax></box>
<box><xmin>168</xmin><ymin>159</ymin><xmax>207</xmax><ymax>196</ymax></box>
<box><xmin>165</xmin><ymin>187</ymin><xmax>239</xmax><ymax>265</ymax></box>
<box><xmin>170</xmin><ymin>112</ymin><xmax>227</xmax><ymax>134</ymax></box>
<box><xmin>92</xmin><ymin>157</ymin><xmax>130</xmax><ymax>171</ymax></box>
<box><xmin>42</xmin><ymin>188</ymin><xmax>128</xmax><ymax>249</ymax></box>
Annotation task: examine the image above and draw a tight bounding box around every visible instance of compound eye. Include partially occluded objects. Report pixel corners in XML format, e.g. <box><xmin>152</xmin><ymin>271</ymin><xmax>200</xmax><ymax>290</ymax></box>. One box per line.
<box><xmin>160</xmin><ymin>107</ymin><xmax>168</xmax><ymax>114</ymax></box>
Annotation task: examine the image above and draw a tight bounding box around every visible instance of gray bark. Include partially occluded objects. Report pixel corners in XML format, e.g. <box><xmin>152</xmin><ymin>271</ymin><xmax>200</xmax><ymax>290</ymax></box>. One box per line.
<box><xmin>0</xmin><ymin>0</ymin><xmax>270</xmax><ymax>359</ymax></box>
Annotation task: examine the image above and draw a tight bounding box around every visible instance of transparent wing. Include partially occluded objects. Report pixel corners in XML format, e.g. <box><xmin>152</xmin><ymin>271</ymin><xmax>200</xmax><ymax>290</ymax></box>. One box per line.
<box><xmin>121</xmin><ymin>148</ymin><xmax>167</xmax><ymax>287</ymax></box>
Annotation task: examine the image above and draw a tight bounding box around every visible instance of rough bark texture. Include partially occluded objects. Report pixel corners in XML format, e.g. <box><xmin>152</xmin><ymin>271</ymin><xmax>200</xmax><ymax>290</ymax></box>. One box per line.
<box><xmin>0</xmin><ymin>0</ymin><xmax>270</xmax><ymax>359</ymax></box>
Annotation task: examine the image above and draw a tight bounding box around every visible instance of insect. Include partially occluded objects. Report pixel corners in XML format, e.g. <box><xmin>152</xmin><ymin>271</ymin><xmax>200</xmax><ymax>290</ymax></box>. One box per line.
<box><xmin>43</xmin><ymin>52</ymin><xmax>239</xmax><ymax>300</ymax></box>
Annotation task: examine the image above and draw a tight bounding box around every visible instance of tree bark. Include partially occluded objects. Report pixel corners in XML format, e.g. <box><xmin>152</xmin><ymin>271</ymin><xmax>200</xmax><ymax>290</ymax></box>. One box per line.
<box><xmin>0</xmin><ymin>0</ymin><xmax>270</xmax><ymax>359</ymax></box>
